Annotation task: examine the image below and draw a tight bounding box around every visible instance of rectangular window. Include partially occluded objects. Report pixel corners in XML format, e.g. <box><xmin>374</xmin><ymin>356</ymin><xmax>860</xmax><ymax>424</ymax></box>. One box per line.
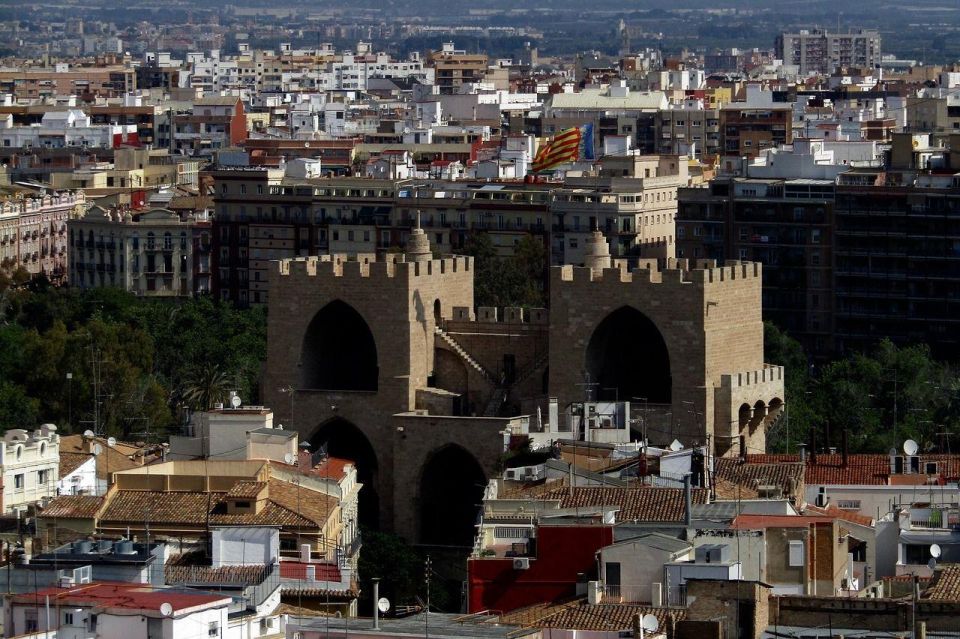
<box><xmin>209</xmin><ymin>622</ymin><xmax>220</xmax><ymax>637</ymax></box>
<box><xmin>64</xmin><ymin>613</ymin><xmax>74</xmax><ymax>625</ymax></box>
<box><xmin>788</xmin><ymin>540</ymin><xmax>805</xmax><ymax>567</ymax></box>
<box><xmin>14</xmin><ymin>474</ymin><xmax>23</xmax><ymax>489</ymax></box>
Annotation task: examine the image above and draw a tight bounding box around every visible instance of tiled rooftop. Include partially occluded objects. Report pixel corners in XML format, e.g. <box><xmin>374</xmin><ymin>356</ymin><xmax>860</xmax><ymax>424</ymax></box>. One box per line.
<box><xmin>501</xmin><ymin>599</ymin><xmax>686</xmax><ymax>632</ymax></box>
<box><xmin>744</xmin><ymin>453</ymin><xmax>960</xmax><ymax>486</ymax></box>
<box><xmin>499</xmin><ymin>481</ymin><xmax>707</xmax><ymax>522</ymax></box>
<box><xmin>98</xmin><ymin>479</ymin><xmax>336</xmax><ymax>529</ymax></box>
<box><xmin>225</xmin><ymin>481</ymin><xmax>267</xmax><ymax>499</ymax></box>
<box><xmin>41</xmin><ymin>495</ymin><xmax>105</xmax><ymax>519</ymax></box>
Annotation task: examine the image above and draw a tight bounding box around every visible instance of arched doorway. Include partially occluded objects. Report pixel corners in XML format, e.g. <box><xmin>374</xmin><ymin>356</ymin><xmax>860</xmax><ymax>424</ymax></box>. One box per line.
<box><xmin>300</xmin><ymin>300</ymin><xmax>378</xmax><ymax>391</ymax></box>
<box><xmin>585</xmin><ymin>306</ymin><xmax>671</xmax><ymax>403</ymax></box>
<box><xmin>419</xmin><ymin>445</ymin><xmax>486</xmax><ymax>547</ymax></box>
<box><xmin>738</xmin><ymin>403</ymin><xmax>752</xmax><ymax>429</ymax></box>
<box><xmin>311</xmin><ymin>418</ymin><xmax>380</xmax><ymax>529</ymax></box>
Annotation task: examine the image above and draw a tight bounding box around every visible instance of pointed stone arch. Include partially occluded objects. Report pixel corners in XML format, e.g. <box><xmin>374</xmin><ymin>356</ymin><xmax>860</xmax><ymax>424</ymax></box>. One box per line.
<box><xmin>585</xmin><ymin>305</ymin><xmax>672</xmax><ymax>403</ymax></box>
<box><xmin>418</xmin><ymin>444</ymin><xmax>487</xmax><ymax>546</ymax></box>
<box><xmin>300</xmin><ymin>300</ymin><xmax>378</xmax><ymax>391</ymax></box>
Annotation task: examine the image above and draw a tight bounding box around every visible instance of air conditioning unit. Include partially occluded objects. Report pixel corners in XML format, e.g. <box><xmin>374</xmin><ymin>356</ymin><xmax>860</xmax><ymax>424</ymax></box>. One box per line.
<box><xmin>505</xmin><ymin>469</ymin><xmax>518</xmax><ymax>480</ymax></box>
<box><xmin>512</xmin><ymin>557</ymin><xmax>530</xmax><ymax>570</ymax></box>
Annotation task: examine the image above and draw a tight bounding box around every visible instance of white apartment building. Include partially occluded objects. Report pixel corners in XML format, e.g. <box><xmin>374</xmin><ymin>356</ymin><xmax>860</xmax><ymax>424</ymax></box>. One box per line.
<box><xmin>0</xmin><ymin>425</ymin><xmax>60</xmax><ymax>514</ymax></box>
<box><xmin>0</xmin><ymin>110</ymin><xmax>138</xmax><ymax>149</ymax></box>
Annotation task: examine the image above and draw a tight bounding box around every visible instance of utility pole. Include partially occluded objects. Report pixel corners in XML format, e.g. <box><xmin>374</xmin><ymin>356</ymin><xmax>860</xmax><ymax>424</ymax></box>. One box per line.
<box><xmin>424</xmin><ymin>555</ymin><xmax>432</xmax><ymax>639</ymax></box>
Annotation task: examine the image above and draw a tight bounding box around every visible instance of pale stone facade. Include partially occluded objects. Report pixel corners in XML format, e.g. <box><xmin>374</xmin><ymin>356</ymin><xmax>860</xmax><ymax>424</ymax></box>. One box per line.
<box><xmin>0</xmin><ymin>424</ymin><xmax>60</xmax><ymax>514</ymax></box>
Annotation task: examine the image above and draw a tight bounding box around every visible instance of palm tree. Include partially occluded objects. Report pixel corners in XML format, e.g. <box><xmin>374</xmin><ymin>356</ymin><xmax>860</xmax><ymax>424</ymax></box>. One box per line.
<box><xmin>182</xmin><ymin>365</ymin><xmax>232</xmax><ymax>411</ymax></box>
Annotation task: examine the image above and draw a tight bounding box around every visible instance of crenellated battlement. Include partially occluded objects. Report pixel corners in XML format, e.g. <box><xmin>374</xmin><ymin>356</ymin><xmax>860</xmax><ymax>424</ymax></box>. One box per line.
<box><xmin>275</xmin><ymin>253</ymin><xmax>473</xmax><ymax>280</ymax></box>
<box><xmin>720</xmin><ymin>364</ymin><xmax>785</xmax><ymax>390</ymax></box>
<box><xmin>551</xmin><ymin>258</ymin><xmax>762</xmax><ymax>288</ymax></box>
<box><xmin>449</xmin><ymin>306</ymin><xmax>549</xmax><ymax>326</ymax></box>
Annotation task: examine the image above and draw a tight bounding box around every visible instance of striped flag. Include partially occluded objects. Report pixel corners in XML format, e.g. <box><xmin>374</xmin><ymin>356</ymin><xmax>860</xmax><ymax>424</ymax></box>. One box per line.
<box><xmin>532</xmin><ymin>124</ymin><xmax>594</xmax><ymax>173</ymax></box>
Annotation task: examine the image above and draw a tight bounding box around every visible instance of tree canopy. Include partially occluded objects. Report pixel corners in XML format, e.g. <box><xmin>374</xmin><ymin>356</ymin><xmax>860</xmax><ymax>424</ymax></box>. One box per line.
<box><xmin>0</xmin><ymin>278</ymin><xmax>266</xmax><ymax>439</ymax></box>
<box><xmin>765</xmin><ymin>322</ymin><xmax>960</xmax><ymax>454</ymax></box>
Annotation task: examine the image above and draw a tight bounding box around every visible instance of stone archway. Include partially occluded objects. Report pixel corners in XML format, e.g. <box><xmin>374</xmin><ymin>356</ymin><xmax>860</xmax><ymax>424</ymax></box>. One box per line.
<box><xmin>311</xmin><ymin>418</ymin><xmax>381</xmax><ymax>529</ymax></box>
<box><xmin>300</xmin><ymin>300</ymin><xmax>378</xmax><ymax>391</ymax></box>
<box><xmin>418</xmin><ymin>444</ymin><xmax>487</xmax><ymax>547</ymax></box>
<box><xmin>585</xmin><ymin>306</ymin><xmax>672</xmax><ymax>403</ymax></box>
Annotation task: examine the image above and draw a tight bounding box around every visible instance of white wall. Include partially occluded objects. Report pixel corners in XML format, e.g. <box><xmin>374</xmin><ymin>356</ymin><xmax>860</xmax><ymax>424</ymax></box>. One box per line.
<box><xmin>212</xmin><ymin>527</ymin><xmax>279</xmax><ymax>569</ymax></box>
<box><xmin>57</xmin><ymin>455</ymin><xmax>97</xmax><ymax>496</ymax></box>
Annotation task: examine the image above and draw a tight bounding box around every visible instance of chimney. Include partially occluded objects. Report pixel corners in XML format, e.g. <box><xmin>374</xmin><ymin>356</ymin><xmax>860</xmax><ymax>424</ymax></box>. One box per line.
<box><xmin>842</xmin><ymin>429</ymin><xmax>849</xmax><ymax>468</ymax></box>
<box><xmin>739</xmin><ymin>435</ymin><xmax>746</xmax><ymax>463</ymax></box>
<box><xmin>797</xmin><ymin>443</ymin><xmax>807</xmax><ymax>463</ymax></box>
<box><xmin>683</xmin><ymin>473</ymin><xmax>693</xmax><ymax>527</ymax></box>
<box><xmin>298</xmin><ymin>443</ymin><xmax>312</xmax><ymax>472</ymax></box>
<box><xmin>809</xmin><ymin>428</ymin><xmax>817</xmax><ymax>465</ymax></box>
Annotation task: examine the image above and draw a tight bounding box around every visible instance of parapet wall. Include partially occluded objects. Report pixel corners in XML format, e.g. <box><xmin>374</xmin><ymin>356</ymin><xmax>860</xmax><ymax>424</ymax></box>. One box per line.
<box><xmin>720</xmin><ymin>364</ymin><xmax>784</xmax><ymax>390</ymax></box>
<box><xmin>275</xmin><ymin>253</ymin><xmax>473</xmax><ymax>281</ymax></box>
<box><xmin>551</xmin><ymin>258</ymin><xmax>762</xmax><ymax>288</ymax></box>
<box><xmin>450</xmin><ymin>306</ymin><xmax>549</xmax><ymax>326</ymax></box>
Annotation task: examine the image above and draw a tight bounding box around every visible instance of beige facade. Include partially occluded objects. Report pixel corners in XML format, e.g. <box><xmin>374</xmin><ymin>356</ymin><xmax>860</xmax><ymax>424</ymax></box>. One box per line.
<box><xmin>69</xmin><ymin>206</ymin><xmax>207</xmax><ymax>297</ymax></box>
<box><xmin>0</xmin><ymin>191</ymin><xmax>81</xmax><ymax>283</ymax></box>
<box><xmin>263</xmin><ymin>224</ymin><xmax>781</xmax><ymax>541</ymax></box>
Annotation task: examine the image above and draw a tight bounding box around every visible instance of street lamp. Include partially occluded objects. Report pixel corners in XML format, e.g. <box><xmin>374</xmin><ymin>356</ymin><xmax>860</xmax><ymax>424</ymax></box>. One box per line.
<box><xmin>66</xmin><ymin>372</ymin><xmax>73</xmax><ymax>431</ymax></box>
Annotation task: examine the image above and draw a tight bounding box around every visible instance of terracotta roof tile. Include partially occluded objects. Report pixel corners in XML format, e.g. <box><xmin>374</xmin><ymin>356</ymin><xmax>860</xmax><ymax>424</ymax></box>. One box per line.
<box><xmin>925</xmin><ymin>565</ymin><xmax>960</xmax><ymax>600</ymax></box>
<box><xmin>225</xmin><ymin>481</ymin><xmax>267</xmax><ymax>499</ymax></box>
<box><xmin>502</xmin><ymin>599</ymin><xmax>685</xmax><ymax>632</ymax></box>
<box><xmin>501</xmin><ymin>482</ymin><xmax>707</xmax><ymax>522</ymax></box>
<box><xmin>98</xmin><ymin>479</ymin><xmax>336</xmax><ymax>529</ymax></box>
<box><xmin>803</xmin><ymin>504</ymin><xmax>874</xmax><ymax>527</ymax></box>
<box><xmin>41</xmin><ymin>495</ymin><xmax>105</xmax><ymax>519</ymax></box>
<box><xmin>744</xmin><ymin>453</ymin><xmax>960</xmax><ymax>486</ymax></box>
<box><xmin>59</xmin><ymin>452</ymin><xmax>92</xmax><ymax>478</ymax></box>
<box><xmin>714</xmin><ymin>457</ymin><xmax>803</xmax><ymax>500</ymax></box>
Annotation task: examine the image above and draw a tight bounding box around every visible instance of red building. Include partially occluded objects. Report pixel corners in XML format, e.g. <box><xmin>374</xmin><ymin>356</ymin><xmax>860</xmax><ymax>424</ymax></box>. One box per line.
<box><xmin>468</xmin><ymin>524</ymin><xmax>613</xmax><ymax>613</ymax></box>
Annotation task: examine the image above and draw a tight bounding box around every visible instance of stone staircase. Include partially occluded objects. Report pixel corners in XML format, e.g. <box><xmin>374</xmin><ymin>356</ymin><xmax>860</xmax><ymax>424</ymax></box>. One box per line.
<box><xmin>511</xmin><ymin>350</ymin><xmax>549</xmax><ymax>388</ymax></box>
<box><xmin>482</xmin><ymin>388</ymin><xmax>508</xmax><ymax>417</ymax></box>
<box><xmin>434</xmin><ymin>326</ymin><xmax>495</xmax><ymax>384</ymax></box>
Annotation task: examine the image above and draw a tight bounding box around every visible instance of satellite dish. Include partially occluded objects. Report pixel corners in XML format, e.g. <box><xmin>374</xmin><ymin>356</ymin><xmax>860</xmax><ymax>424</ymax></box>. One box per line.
<box><xmin>83</xmin><ymin>430</ymin><xmax>95</xmax><ymax>438</ymax></box>
<box><xmin>159</xmin><ymin>602</ymin><xmax>173</xmax><ymax>617</ymax></box>
<box><xmin>904</xmin><ymin>439</ymin><xmax>919</xmax><ymax>456</ymax></box>
<box><xmin>92</xmin><ymin>444</ymin><xmax>103</xmax><ymax>456</ymax></box>
<box><xmin>377</xmin><ymin>597</ymin><xmax>391</xmax><ymax>613</ymax></box>
<box><xmin>230</xmin><ymin>394</ymin><xmax>242</xmax><ymax>408</ymax></box>
<box><xmin>640</xmin><ymin>614</ymin><xmax>659</xmax><ymax>632</ymax></box>
<box><xmin>107</xmin><ymin>437</ymin><xmax>116</xmax><ymax>448</ymax></box>
<box><xmin>669</xmin><ymin>439</ymin><xmax>683</xmax><ymax>452</ymax></box>
<box><xmin>284</xmin><ymin>452</ymin><xmax>295</xmax><ymax>465</ymax></box>
<box><xmin>931</xmin><ymin>543</ymin><xmax>942</xmax><ymax>559</ymax></box>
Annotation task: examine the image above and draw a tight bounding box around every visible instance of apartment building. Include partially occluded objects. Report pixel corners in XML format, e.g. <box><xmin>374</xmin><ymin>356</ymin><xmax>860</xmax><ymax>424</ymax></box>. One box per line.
<box><xmin>0</xmin><ymin>424</ymin><xmax>60</xmax><ymax>514</ymax></box>
<box><xmin>0</xmin><ymin>190</ymin><xmax>81</xmax><ymax>284</ymax></box>
<box><xmin>428</xmin><ymin>42</ymin><xmax>490</xmax><ymax>94</ymax></box>
<box><xmin>171</xmin><ymin>96</ymin><xmax>246</xmax><ymax>157</ymax></box>
<box><xmin>776</xmin><ymin>29</ymin><xmax>882</xmax><ymax>75</ymax></box>
<box><xmin>720</xmin><ymin>105</ymin><xmax>793</xmax><ymax>158</ymax></box>
<box><xmin>68</xmin><ymin>205</ymin><xmax>211</xmax><ymax>297</ymax></box>
<box><xmin>0</xmin><ymin>65</ymin><xmax>135</xmax><ymax>100</ymax></box>
<box><xmin>678</xmin><ymin>177</ymin><xmax>835</xmax><ymax>355</ymax></box>
<box><xmin>655</xmin><ymin>100</ymin><xmax>721</xmax><ymax>158</ymax></box>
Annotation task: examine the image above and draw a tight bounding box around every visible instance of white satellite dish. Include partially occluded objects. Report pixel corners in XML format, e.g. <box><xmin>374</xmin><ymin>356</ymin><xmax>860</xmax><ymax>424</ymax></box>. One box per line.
<box><xmin>377</xmin><ymin>597</ymin><xmax>391</xmax><ymax>613</ymax></box>
<box><xmin>284</xmin><ymin>452</ymin><xmax>295</xmax><ymax>465</ymax></box>
<box><xmin>669</xmin><ymin>439</ymin><xmax>683</xmax><ymax>452</ymax></box>
<box><xmin>92</xmin><ymin>444</ymin><xmax>103</xmax><ymax>456</ymax></box>
<box><xmin>107</xmin><ymin>437</ymin><xmax>117</xmax><ymax>448</ymax></box>
<box><xmin>83</xmin><ymin>430</ymin><xmax>95</xmax><ymax>438</ymax></box>
<box><xmin>230</xmin><ymin>394</ymin><xmax>242</xmax><ymax>408</ymax></box>
<box><xmin>931</xmin><ymin>543</ymin><xmax>942</xmax><ymax>559</ymax></box>
<box><xmin>640</xmin><ymin>614</ymin><xmax>659</xmax><ymax>632</ymax></box>
<box><xmin>159</xmin><ymin>602</ymin><xmax>173</xmax><ymax>617</ymax></box>
<box><xmin>904</xmin><ymin>439</ymin><xmax>919</xmax><ymax>456</ymax></box>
